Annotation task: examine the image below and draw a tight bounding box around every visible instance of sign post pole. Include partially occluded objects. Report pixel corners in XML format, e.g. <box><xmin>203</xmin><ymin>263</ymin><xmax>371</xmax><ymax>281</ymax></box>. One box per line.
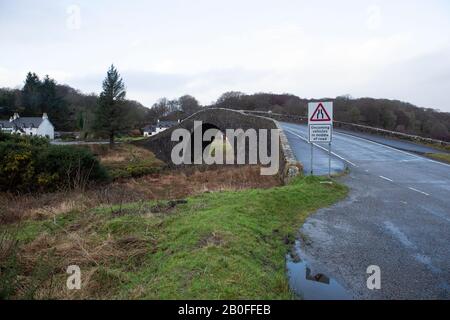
<box><xmin>308</xmin><ymin>101</ymin><xmax>333</xmax><ymax>177</ymax></box>
<box><xmin>328</xmin><ymin>142</ymin><xmax>331</xmax><ymax>178</ymax></box>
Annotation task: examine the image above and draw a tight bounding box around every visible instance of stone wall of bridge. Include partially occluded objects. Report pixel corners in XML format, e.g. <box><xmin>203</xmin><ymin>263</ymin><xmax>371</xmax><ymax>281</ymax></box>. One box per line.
<box><xmin>140</xmin><ymin>108</ymin><xmax>302</xmax><ymax>183</ymax></box>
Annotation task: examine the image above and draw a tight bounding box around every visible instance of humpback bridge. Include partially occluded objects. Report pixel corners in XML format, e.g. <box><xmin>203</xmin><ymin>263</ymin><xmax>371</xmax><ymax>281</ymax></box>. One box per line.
<box><xmin>141</xmin><ymin>108</ymin><xmax>301</xmax><ymax>183</ymax></box>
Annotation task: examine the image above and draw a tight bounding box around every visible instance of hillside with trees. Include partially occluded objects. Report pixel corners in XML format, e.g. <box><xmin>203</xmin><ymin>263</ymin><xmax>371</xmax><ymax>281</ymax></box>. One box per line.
<box><xmin>0</xmin><ymin>72</ymin><xmax>202</xmax><ymax>139</ymax></box>
<box><xmin>211</xmin><ymin>92</ymin><xmax>450</xmax><ymax>141</ymax></box>
<box><xmin>0</xmin><ymin>72</ymin><xmax>156</xmax><ymax>135</ymax></box>
<box><xmin>1</xmin><ymin>74</ymin><xmax>449</xmax><ymax>141</ymax></box>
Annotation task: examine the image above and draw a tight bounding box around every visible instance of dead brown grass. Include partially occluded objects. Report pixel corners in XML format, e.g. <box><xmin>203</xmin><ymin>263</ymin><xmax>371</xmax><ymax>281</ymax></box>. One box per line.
<box><xmin>82</xmin><ymin>143</ymin><xmax>159</xmax><ymax>165</ymax></box>
<box><xmin>1</xmin><ymin>163</ymin><xmax>281</xmax><ymax>299</ymax></box>
<box><xmin>8</xmin><ymin>212</ymin><xmax>155</xmax><ymax>299</ymax></box>
<box><xmin>0</xmin><ymin>166</ymin><xmax>280</xmax><ymax>225</ymax></box>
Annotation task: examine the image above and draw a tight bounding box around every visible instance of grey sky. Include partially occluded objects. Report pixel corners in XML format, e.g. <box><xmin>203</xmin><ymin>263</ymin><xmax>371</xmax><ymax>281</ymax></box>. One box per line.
<box><xmin>1</xmin><ymin>0</ymin><xmax>450</xmax><ymax>111</ymax></box>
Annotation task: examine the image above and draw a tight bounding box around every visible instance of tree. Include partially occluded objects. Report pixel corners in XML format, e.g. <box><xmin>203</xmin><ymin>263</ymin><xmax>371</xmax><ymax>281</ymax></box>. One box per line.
<box><xmin>0</xmin><ymin>89</ymin><xmax>18</xmax><ymax>117</ymax></box>
<box><xmin>76</xmin><ymin>112</ymin><xmax>85</xmax><ymax>131</ymax></box>
<box><xmin>151</xmin><ymin>98</ymin><xmax>171</xmax><ymax>118</ymax></box>
<box><xmin>347</xmin><ymin>106</ymin><xmax>361</xmax><ymax>123</ymax></box>
<box><xmin>430</xmin><ymin>122</ymin><xmax>449</xmax><ymax>140</ymax></box>
<box><xmin>93</xmin><ymin>65</ymin><xmax>127</xmax><ymax>146</ymax></box>
<box><xmin>381</xmin><ymin>109</ymin><xmax>397</xmax><ymax>130</ymax></box>
<box><xmin>40</xmin><ymin>75</ymin><xmax>69</xmax><ymax>129</ymax></box>
<box><xmin>215</xmin><ymin>91</ymin><xmax>244</xmax><ymax>109</ymax></box>
<box><xmin>178</xmin><ymin>95</ymin><xmax>200</xmax><ymax>115</ymax></box>
<box><xmin>22</xmin><ymin>72</ymin><xmax>42</xmax><ymax>115</ymax></box>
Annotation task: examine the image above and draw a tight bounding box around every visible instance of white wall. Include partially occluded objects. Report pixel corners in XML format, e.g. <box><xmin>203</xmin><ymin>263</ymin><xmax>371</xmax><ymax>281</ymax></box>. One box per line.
<box><xmin>23</xmin><ymin>127</ymin><xmax>38</xmax><ymax>136</ymax></box>
<box><xmin>37</xmin><ymin>119</ymin><xmax>54</xmax><ymax>140</ymax></box>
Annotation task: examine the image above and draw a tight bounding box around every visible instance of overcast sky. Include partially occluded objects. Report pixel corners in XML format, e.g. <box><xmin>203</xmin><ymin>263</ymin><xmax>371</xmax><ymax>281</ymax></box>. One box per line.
<box><xmin>1</xmin><ymin>0</ymin><xmax>450</xmax><ymax>111</ymax></box>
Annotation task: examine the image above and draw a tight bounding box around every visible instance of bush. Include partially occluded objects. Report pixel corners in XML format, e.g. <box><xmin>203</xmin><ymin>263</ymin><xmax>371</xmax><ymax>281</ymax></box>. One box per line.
<box><xmin>0</xmin><ymin>133</ymin><xmax>108</xmax><ymax>192</ymax></box>
<box><xmin>36</xmin><ymin>145</ymin><xmax>109</xmax><ymax>190</ymax></box>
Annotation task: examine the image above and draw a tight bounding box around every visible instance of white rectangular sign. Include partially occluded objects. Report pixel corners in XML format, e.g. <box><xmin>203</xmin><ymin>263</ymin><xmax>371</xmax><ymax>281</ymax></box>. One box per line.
<box><xmin>309</xmin><ymin>124</ymin><xmax>332</xmax><ymax>143</ymax></box>
<box><xmin>308</xmin><ymin>101</ymin><xmax>333</xmax><ymax>142</ymax></box>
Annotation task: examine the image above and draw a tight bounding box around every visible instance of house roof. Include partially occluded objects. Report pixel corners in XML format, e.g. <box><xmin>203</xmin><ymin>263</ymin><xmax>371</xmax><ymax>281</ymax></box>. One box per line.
<box><xmin>158</xmin><ymin>120</ymin><xmax>178</xmax><ymax>127</ymax></box>
<box><xmin>0</xmin><ymin>116</ymin><xmax>49</xmax><ymax>130</ymax></box>
<box><xmin>12</xmin><ymin>117</ymin><xmax>43</xmax><ymax>128</ymax></box>
<box><xmin>142</xmin><ymin>120</ymin><xmax>179</xmax><ymax>132</ymax></box>
<box><xmin>0</xmin><ymin>120</ymin><xmax>14</xmax><ymax>129</ymax></box>
<box><xmin>143</xmin><ymin>124</ymin><xmax>156</xmax><ymax>132</ymax></box>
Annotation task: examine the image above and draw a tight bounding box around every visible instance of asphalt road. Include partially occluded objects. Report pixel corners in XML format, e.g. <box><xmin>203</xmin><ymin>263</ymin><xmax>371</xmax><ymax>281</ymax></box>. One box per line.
<box><xmin>281</xmin><ymin>122</ymin><xmax>450</xmax><ymax>299</ymax></box>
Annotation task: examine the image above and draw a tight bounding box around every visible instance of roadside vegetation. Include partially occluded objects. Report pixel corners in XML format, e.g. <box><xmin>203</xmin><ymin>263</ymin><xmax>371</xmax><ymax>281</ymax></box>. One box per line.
<box><xmin>426</xmin><ymin>153</ymin><xmax>450</xmax><ymax>164</ymax></box>
<box><xmin>2</xmin><ymin>70</ymin><xmax>449</xmax><ymax>144</ymax></box>
<box><xmin>0</xmin><ymin>131</ymin><xmax>167</xmax><ymax>194</ymax></box>
<box><xmin>0</xmin><ymin>173</ymin><xmax>347</xmax><ymax>299</ymax></box>
<box><xmin>80</xmin><ymin>144</ymin><xmax>164</xmax><ymax>180</ymax></box>
<box><xmin>0</xmin><ymin>133</ymin><xmax>107</xmax><ymax>193</ymax></box>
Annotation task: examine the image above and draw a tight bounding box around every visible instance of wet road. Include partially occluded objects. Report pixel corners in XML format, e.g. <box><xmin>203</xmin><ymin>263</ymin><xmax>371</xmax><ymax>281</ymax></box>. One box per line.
<box><xmin>281</xmin><ymin>122</ymin><xmax>450</xmax><ymax>299</ymax></box>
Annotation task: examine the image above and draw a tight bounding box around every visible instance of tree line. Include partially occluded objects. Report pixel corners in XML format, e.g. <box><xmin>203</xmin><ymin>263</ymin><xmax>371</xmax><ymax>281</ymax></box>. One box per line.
<box><xmin>1</xmin><ymin>69</ymin><xmax>449</xmax><ymax>142</ymax></box>
<box><xmin>211</xmin><ymin>92</ymin><xmax>450</xmax><ymax>141</ymax></box>
<box><xmin>0</xmin><ymin>67</ymin><xmax>201</xmax><ymax>144</ymax></box>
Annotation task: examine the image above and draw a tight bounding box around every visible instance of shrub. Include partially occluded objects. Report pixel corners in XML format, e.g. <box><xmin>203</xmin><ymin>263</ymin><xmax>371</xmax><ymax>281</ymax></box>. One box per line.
<box><xmin>0</xmin><ymin>134</ymin><xmax>108</xmax><ymax>192</ymax></box>
<box><xmin>0</xmin><ymin>141</ymin><xmax>37</xmax><ymax>192</ymax></box>
<box><xmin>36</xmin><ymin>145</ymin><xmax>109</xmax><ymax>190</ymax></box>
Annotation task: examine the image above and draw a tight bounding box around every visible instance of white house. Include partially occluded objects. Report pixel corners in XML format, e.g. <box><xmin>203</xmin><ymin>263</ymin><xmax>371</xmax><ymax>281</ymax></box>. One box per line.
<box><xmin>0</xmin><ymin>113</ymin><xmax>55</xmax><ymax>140</ymax></box>
<box><xmin>143</xmin><ymin>119</ymin><xmax>180</xmax><ymax>137</ymax></box>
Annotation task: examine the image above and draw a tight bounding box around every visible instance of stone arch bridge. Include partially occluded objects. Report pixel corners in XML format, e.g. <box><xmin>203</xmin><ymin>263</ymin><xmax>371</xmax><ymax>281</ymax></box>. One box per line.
<box><xmin>140</xmin><ymin>108</ymin><xmax>301</xmax><ymax>182</ymax></box>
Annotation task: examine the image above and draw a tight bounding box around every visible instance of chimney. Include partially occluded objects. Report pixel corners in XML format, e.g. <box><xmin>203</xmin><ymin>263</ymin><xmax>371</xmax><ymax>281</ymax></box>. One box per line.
<box><xmin>9</xmin><ymin>116</ymin><xmax>13</xmax><ymax>122</ymax></box>
<box><xmin>42</xmin><ymin>113</ymin><xmax>48</xmax><ymax>120</ymax></box>
<box><xmin>178</xmin><ymin>119</ymin><xmax>181</xmax><ymax>123</ymax></box>
<box><xmin>13</xmin><ymin>113</ymin><xmax>19</xmax><ymax>120</ymax></box>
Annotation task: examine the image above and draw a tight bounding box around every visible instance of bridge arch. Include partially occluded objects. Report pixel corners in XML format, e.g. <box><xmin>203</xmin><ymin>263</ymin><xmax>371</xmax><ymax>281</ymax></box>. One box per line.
<box><xmin>141</xmin><ymin>108</ymin><xmax>301</xmax><ymax>182</ymax></box>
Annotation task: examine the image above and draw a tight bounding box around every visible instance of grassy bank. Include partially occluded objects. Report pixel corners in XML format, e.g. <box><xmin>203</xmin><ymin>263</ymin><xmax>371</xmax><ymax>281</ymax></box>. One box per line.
<box><xmin>426</xmin><ymin>153</ymin><xmax>450</xmax><ymax>164</ymax></box>
<box><xmin>1</xmin><ymin>176</ymin><xmax>347</xmax><ymax>299</ymax></box>
<box><xmin>80</xmin><ymin>143</ymin><xmax>165</xmax><ymax>180</ymax></box>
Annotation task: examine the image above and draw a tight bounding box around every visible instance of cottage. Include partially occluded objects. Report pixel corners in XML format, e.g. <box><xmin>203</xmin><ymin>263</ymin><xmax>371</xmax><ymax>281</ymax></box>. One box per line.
<box><xmin>143</xmin><ymin>119</ymin><xmax>180</xmax><ymax>137</ymax></box>
<box><xmin>0</xmin><ymin>113</ymin><xmax>55</xmax><ymax>140</ymax></box>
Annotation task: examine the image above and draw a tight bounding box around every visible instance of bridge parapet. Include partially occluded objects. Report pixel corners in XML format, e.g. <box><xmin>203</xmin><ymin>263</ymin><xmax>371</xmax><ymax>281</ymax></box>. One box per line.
<box><xmin>141</xmin><ymin>108</ymin><xmax>302</xmax><ymax>183</ymax></box>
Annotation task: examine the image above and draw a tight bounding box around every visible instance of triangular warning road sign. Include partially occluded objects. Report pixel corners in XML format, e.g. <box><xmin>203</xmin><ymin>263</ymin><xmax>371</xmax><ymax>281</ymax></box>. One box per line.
<box><xmin>310</xmin><ymin>103</ymin><xmax>331</xmax><ymax>122</ymax></box>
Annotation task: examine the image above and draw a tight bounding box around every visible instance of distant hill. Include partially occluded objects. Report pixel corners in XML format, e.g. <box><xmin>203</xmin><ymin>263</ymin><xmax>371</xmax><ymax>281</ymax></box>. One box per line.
<box><xmin>0</xmin><ymin>77</ymin><xmax>152</xmax><ymax>133</ymax></box>
<box><xmin>211</xmin><ymin>92</ymin><xmax>450</xmax><ymax>141</ymax></box>
<box><xmin>0</xmin><ymin>74</ymin><xmax>199</xmax><ymax>134</ymax></box>
<box><xmin>2</xmin><ymin>76</ymin><xmax>448</xmax><ymax>141</ymax></box>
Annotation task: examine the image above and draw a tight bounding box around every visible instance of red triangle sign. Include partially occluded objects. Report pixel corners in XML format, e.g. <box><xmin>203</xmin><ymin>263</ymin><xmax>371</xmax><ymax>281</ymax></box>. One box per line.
<box><xmin>310</xmin><ymin>103</ymin><xmax>331</xmax><ymax>122</ymax></box>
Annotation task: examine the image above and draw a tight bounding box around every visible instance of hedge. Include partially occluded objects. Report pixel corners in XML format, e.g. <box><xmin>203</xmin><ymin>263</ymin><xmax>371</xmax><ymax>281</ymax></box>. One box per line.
<box><xmin>0</xmin><ymin>133</ymin><xmax>108</xmax><ymax>192</ymax></box>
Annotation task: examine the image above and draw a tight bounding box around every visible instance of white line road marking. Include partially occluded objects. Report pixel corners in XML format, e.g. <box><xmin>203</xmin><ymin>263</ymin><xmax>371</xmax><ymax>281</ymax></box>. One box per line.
<box><xmin>379</xmin><ymin>175</ymin><xmax>394</xmax><ymax>182</ymax></box>
<box><xmin>408</xmin><ymin>187</ymin><xmax>430</xmax><ymax>196</ymax></box>
<box><xmin>285</xmin><ymin>128</ymin><xmax>358</xmax><ymax>167</ymax></box>
<box><xmin>285</xmin><ymin>123</ymin><xmax>450</xmax><ymax>169</ymax></box>
<box><xmin>334</xmin><ymin>131</ymin><xmax>450</xmax><ymax>169</ymax></box>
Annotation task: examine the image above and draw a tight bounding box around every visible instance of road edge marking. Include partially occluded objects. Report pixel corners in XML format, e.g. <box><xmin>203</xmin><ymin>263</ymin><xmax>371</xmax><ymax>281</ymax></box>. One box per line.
<box><xmin>408</xmin><ymin>187</ymin><xmax>430</xmax><ymax>196</ymax></box>
<box><xmin>379</xmin><ymin>175</ymin><xmax>394</xmax><ymax>182</ymax></box>
<box><xmin>335</xmin><ymin>131</ymin><xmax>450</xmax><ymax>169</ymax></box>
<box><xmin>284</xmin><ymin>128</ymin><xmax>358</xmax><ymax>167</ymax></box>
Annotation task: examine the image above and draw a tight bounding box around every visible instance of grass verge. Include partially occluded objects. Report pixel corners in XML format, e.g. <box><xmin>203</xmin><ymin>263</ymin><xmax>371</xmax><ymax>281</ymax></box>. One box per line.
<box><xmin>1</xmin><ymin>176</ymin><xmax>347</xmax><ymax>299</ymax></box>
<box><xmin>80</xmin><ymin>143</ymin><xmax>165</xmax><ymax>180</ymax></box>
<box><xmin>425</xmin><ymin>153</ymin><xmax>450</xmax><ymax>164</ymax></box>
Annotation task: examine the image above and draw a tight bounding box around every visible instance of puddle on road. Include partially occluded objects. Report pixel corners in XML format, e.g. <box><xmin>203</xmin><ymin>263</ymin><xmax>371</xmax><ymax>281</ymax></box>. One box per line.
<box><xmin>286</xmin><ymin>242</ymin><xmax>352</xmax><ymax>300</ymax></box>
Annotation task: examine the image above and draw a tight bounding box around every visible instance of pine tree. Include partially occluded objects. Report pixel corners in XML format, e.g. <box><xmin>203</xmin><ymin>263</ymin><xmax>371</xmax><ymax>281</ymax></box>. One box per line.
<box><xmin>40</xmin><ymin>75</ymin><xmax>69</xmax><ymax>129</ymax></box>
<box><xmin>94</xmin><ymin>65</ymin><xmax>126</xmax><ymax>146</ymax></box>
<box><xmin>22</xmin><ymin>72</ymin><xmax>42</xmax><ymax>115</ymax></box>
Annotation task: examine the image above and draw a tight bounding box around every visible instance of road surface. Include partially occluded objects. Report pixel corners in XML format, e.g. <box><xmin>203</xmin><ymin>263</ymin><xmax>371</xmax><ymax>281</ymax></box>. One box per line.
<box><xmin>281</xmin><ymin>122</ymin><xmax>450</xmax><ymax>299</ymax></box>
